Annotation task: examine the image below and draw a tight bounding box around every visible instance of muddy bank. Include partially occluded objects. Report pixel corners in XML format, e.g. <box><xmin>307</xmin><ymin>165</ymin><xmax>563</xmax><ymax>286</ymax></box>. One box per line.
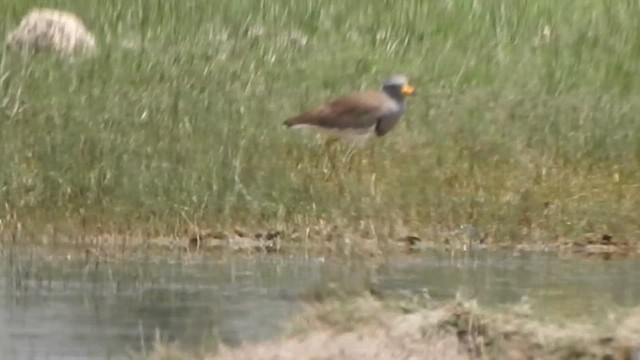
<box><xmin>3</xmin><ymin>222</ymin><xmax>639</xmax><ymax>262</ymax></box>
<box><xmin>147</xmin><ymin>297</ymin><xmax>640</xmax><ymax>360</ymax></box>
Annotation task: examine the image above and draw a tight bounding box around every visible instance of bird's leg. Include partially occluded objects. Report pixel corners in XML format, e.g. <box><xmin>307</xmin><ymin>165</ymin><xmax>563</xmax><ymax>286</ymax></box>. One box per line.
<box><xmin>325</xmin><ymin>138</ymin><xmax>347</xmax><ymax>196</ymax></box>
<box><xmin>366</xmin><ymin>141</ymin><xmax>376</xmax><ymax>173</ymax></box>
<box><xmin>345</xmin><ymin>144</ymin><xmax>357</xmax><ymax>172</ymax></box>
<box><xmin>346</xmin><ymin>137</ymin><xmax>369</xmax><ymax>178</ymax></box>
<box><xmin>324</xmin><ymin>137</ymin><xmax>340</xmax><ymax>180</ymax></box>
<box><xmin>355</xmin><ymin>150</ymin><xmax>364</xmax><ymax>181</ymax></box>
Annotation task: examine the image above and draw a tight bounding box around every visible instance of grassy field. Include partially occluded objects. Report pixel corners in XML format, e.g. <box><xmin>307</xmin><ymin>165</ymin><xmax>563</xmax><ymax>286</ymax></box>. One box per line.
<box><xmin>1</xmin><ymin>0</ymin><xmax>640</xmax><ymax>243</ymax></box>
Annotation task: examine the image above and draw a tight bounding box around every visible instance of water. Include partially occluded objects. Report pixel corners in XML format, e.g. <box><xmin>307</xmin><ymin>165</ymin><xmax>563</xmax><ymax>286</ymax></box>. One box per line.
<box><xmin>1</xmin><ymin>248</ymin><xmax>639</xmax><ymax>359</ymax></box>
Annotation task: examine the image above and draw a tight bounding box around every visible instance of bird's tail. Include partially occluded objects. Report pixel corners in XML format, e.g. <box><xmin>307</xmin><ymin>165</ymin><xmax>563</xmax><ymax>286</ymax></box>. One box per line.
<box><xmin>283</xmin><ymin>116</ymin><xmax>300</xmax><ymax>128</ymax></box>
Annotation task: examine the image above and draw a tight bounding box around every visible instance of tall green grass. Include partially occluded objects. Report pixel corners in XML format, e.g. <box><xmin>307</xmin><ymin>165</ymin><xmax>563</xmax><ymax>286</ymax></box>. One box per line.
<box><xmin>1</xmin><ymin>0</ymin><xmax>640</xmax><ymax>242</ymax></box>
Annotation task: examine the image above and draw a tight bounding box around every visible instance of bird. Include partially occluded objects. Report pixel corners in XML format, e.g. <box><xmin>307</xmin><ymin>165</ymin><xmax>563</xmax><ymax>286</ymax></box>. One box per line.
<box><xmin>283</xmin><ymin>75</ymin><xmax>416</xmax><ymax>178</ymax></box>
<box><xmin>283</xmin><ymin>75</ymin><xmax>416</xmax><ymax>146</ymax></box>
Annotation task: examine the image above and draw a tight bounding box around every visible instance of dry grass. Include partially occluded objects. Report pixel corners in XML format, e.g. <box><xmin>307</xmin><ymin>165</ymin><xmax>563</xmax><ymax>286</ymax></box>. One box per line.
<box><xmin>5</xmin><ymin>8</ymin><xmax>97</xmax><ymax>57</ymax></box>
<box><xmin>146</xmin><ymin>297</ymin><xmax>640</xmax><ymax>360</ymax></box>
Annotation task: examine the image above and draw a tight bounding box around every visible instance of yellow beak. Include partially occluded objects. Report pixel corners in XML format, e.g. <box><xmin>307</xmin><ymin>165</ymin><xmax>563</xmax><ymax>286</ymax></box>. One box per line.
<box><xmin>401</xmin><ymin>84</ymin><xmax>416</xmax><ymax>96</ymax></box>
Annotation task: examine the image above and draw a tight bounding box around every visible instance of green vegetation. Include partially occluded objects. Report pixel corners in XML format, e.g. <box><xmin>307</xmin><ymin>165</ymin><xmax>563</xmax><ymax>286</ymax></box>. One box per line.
<box><xmin>1</xmin><ymin>0</ymin><xmax>640</xmax><ymax>242</ymax></box>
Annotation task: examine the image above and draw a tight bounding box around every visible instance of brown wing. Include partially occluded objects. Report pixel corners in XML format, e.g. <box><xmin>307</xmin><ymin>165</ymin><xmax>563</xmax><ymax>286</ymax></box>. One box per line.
<box><xmin>284</xmin><ymin>92</ymin><xmax>390</xmax><ymax>130</ymax></box>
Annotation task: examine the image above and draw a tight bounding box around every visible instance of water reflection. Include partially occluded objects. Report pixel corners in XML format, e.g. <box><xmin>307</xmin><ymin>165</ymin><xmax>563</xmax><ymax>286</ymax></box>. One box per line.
<box><xmin>1</xmin><ymin>254</ymin><xmax>316</xmax><ymax>359</ymax></box>
<box><xmin>1</xmin><ymin>248</ymin><xmax>639</xmax><ymax>359</ymax></box>
<box><xmin>377</xmin><ymin>250</ymin><xmax>640</xmax><ymax>318</ymax></box>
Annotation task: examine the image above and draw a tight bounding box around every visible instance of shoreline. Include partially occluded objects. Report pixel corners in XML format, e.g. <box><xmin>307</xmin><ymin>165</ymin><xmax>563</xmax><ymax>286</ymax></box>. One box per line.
<box><xmin>2</xmin><ymin>224</ymin><xmax>638</xmax><ymax>260</ymax></box>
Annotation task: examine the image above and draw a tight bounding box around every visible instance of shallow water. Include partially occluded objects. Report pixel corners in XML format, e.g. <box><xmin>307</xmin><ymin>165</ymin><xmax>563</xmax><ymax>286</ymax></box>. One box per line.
<box><xmin>1</xmin><ymin>248</ymin><xmax>639</xmax><ymax>359</ymax></box>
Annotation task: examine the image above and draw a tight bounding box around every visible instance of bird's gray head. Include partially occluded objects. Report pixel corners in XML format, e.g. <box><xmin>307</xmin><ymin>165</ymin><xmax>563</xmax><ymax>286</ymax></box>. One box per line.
<box><xmin>381</xmin><ymin>75</ymin><xmax>416</xmax><ymax>101</ymax></box>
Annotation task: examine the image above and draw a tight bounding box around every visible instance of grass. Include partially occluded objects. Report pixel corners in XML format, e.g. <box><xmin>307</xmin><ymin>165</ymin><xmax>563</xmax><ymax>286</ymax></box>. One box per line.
<box><xmin>145</xmin><ymin>296</ymin><xmax>640</xmax><ymax>360</ymax></box>
<box><xmin>2</xmin><ymin>0</ymin><xmax>640</xmax><ymax>243</ymax></box>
